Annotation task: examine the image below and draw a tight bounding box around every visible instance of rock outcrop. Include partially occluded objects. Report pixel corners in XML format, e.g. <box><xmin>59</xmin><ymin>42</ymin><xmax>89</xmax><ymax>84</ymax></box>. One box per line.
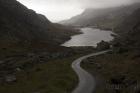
<box><xmin>97</xmin><ymin>40</ymin><xmax>110</xmax><ymax>50</ymax></box>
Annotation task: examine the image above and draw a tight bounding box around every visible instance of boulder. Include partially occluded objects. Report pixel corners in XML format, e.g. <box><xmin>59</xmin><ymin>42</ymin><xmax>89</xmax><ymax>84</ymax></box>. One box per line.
<box><xmin>97</xmin><ymin>40</ymin><xmax>110</xmax><ymax>50</ymax></box>
<box><xmin>5</xmin><ymin>75</ymin><xmax>17</xmax><ymax>83</ymax></box>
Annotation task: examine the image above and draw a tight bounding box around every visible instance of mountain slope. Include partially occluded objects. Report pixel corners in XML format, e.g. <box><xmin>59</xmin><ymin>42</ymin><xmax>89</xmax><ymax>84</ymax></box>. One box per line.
<box><xmin>0</xmin><ymin>0</ymin><xmax>78</xmax><ymax>49</ymax></box>
<box><xmin>114</xmin><ymin>8</ymin><xmax>140</xmax><ymax>50</ymax></box>
<box><xmin>81</xmin><ymin>8</ymin><xmax>140</xmax><ymax>93</ymax></box>
<box><xmin>0</xmin><ymin>0</ymin><xmax>50</xmax><ymax>43</ymax></box>
<box><xmin>61</xmin><ymin>3</ymin><xmax>140</xmax><ymax>30</ymax></box>
<box><xmin>0</xmin><ymin>0</ymin><xmax>80</xmax><ymax>85</ymax></box>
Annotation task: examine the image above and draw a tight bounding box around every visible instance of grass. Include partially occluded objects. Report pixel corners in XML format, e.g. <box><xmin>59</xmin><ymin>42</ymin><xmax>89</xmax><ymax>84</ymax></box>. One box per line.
<box><xmin>81</xmin><ymin>51</ymin><xmax>140</xmax><ymax>93</ymax></box>
<box><xmin>0</xmin><ymin>55</ymin><xmax>81</xmax><ymax>93</ymax></box>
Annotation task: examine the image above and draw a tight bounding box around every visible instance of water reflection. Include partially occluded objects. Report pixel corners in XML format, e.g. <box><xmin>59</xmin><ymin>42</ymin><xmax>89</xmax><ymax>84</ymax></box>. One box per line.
<box><xmin>62</xmin><ymin>27</ymin><xmax>114</xmax><ymax>47</ymax></box>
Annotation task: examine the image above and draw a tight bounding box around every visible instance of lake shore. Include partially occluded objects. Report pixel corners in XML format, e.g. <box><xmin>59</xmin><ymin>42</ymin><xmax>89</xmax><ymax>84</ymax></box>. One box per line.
<box><xmin>62</xmin><ymin>27</ymin><xmax>114</xmax><ymax>47</ymax></box>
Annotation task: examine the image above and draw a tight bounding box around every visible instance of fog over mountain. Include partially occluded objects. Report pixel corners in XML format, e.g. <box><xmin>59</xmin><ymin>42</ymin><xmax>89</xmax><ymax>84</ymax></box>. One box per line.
<box><xmin>17</xmin><ymin>0</ymin><xmax>140</xmax><ymax>22</ymax></box>
<box><xmin>0</xmin><ymin>0</ymin><xmax>140</xmax><ymax>93</ymax></box>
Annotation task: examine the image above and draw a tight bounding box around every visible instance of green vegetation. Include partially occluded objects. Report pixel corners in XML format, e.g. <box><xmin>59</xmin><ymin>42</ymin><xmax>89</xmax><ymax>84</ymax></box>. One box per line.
<box><xmin>82</xmin><ymin>51</ymin><xmax>140</xmax><ymax>93</ymax></box>
<box><xmin>81</xmin><ymin>7</ymin><xmax>140</xmax><ymax>93</ymax></box>
<box><xmin>0</xmin><ymin>55</ymin><xmax>81</xmax><ymax>93</ymax></box>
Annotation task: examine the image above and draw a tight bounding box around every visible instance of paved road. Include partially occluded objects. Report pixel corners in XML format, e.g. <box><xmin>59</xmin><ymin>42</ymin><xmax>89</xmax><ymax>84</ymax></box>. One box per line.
<box><xmin>72</xmin><ymin>50</ymin><xmax>111</xmax><ymax>93</ymax></box>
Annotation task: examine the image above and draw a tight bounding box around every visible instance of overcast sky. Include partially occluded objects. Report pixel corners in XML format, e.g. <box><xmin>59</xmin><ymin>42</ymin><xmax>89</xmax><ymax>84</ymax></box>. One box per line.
<box><xmin>17</xmin><ymin>0</ymin><xmax>140</xmax><ymax>22</ymax></box>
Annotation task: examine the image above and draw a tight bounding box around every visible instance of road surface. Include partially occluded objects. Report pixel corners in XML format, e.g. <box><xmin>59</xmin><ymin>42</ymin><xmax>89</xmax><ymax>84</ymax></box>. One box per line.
<box><xmin>72</xmin><ymin>50</ymin><xmax>111</xmax><ymax>93</ymax></box>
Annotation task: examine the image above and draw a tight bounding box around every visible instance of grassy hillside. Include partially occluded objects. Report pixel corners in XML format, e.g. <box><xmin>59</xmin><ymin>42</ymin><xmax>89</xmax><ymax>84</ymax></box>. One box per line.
<box><xmin>81</xmin><ymin>8</ymin><xmax>140</xmax><ymax>93</ymax></box>
<box><xmin>114</xmin><ymin>8</ymin><xmax>140</xmax><ymax>50</ymax></box>
<box><xmin>0</xmin><ymin>0</ymin><xmax>82</xmax><ymax>90</ymax></box>
<box><xmin>82</xmin><ymin>51</ymin><xmax>140</xmax><ymax>93</ymax></box>
<box><xmin>0</xmin><ymin>55</ymin><xmax>81</xmax><ymax>93</ymax></box>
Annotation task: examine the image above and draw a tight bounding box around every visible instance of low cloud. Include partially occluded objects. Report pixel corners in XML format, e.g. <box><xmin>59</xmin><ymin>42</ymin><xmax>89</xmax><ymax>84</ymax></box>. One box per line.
<box><xmin>79</xmin><ymin>0</ymin><xmax>140</xmax><ymax>8</ymax></box>
<box><xmin>17</xmin><ymin>0</ymin><xmax>140</xmax><ymax>22</ymax></box>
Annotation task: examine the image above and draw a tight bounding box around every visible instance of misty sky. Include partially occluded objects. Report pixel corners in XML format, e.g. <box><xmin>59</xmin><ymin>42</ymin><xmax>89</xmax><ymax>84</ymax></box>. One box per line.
<box><xmin>17</xmin><ymin>0</ymin><xmax>139</xmax><ymax>22</ymax></box>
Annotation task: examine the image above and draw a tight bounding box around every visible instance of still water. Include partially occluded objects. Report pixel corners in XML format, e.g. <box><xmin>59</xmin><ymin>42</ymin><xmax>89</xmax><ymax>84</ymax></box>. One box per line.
<box><xmin>62</xmin><ymin>27</ymin><xmax>115</xmax><ymax>47</ymax></box>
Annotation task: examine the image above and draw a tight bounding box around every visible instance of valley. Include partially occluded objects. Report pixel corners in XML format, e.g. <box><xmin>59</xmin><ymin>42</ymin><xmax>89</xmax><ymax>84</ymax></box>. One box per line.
<box><xmin>0</xmin><ymin>0</ymin><xmax>140</xmax><ymax>93</ymax></box>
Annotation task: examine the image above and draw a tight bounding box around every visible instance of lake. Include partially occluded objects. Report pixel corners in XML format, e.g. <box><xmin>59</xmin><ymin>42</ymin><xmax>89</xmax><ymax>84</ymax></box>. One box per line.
<box><xmin>62</xmin><ymin>27</ymin><xmax>115</xmax><ymax>47</ymax></box>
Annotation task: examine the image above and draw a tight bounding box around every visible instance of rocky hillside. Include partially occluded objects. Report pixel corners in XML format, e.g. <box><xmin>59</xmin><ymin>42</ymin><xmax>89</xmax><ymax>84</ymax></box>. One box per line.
<box><xmin>0</xmin><ymin>0</ymin><xmax>79</xmax><ymax>49</ymax></box>
<box><xmin>60</xmin><ymin>3</ymin><xmax>140</xmax><ymax>30</ymax></box>
<box><xmin>0</xmin><ymin>0</ymin><xmax>50</xmax><ymax>44</ymax></box>
<box><xmin>114</xmin><ymin>8</ymin><xmax>140</xmax><ymax>51</ymax></box>
<box><xmin>0</xmin><ymin>0</ymin><xmax>81</xmax><ymax>85</ymax></box>
<box><xmin>81</xmin><ymin>8</ymin><xmax>140</xmax><ymax>93</ymax></box>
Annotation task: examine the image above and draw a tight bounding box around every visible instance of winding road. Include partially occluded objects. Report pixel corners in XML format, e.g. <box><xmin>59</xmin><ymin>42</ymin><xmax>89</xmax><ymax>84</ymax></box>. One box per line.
<box><xmin>72</xmin><ymin>50</ymin><xmax>111</xmax><ymax>93</ymax></box>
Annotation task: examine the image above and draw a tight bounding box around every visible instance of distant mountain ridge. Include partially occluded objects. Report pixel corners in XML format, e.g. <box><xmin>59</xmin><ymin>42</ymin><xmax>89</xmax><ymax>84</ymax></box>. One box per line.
<box><xmin>60</xmin><ymin>3</ymin><xmax>140</xmax><ymax>30</ymax></box>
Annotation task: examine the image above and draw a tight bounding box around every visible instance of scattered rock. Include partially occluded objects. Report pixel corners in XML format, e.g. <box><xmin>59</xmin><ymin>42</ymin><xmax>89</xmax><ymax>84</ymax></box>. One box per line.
<box><xmin>27</xmin><ymin>53</ymin><xmax>34</xmax><ymax>58</ymax></box>
<box><xmin>97</xmin><ymin>40</ymin><xmax>110</xmax><ymax>50</ymax></box>
<box><xmin>109</xmin><ymin>76</ymin><xmax>125</xmax><ymax>84</ymax></box>
<box><xmin>0</xmin><ymin>61</ymin><xmax>4</xmax><ymax>64</ymax></box>
<box><xmin>15</xmin><ymin>67</ymin><xmax>21</xmax><ymax>72</ymax></box>
<box><xmin>5</xmin><ymin>75</ymin><xmax>17</xmax><ymax>83</ymax></box>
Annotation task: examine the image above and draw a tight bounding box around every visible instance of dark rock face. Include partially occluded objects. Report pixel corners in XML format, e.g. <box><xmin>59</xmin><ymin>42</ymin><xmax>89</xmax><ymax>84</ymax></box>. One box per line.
<box><xmin>97</xmin><ymin>40</ymin><xmax>110</xmax><ymax>50</ymax></box>
<box><xmin>0</xmin><ymin>0</ymin><xmax>78</xmax><ymax>48</ymax></box>
<box><xmin>0</xmin><ymin>0</ymin><xmax>79</xmax><ymax>80</ymax></box>
<box><xmin>114</xmin><ymin>8</ymin><xmax>140</xmax><ymax>51</ymax></box>
<box><xmin>0</xmin><ymin>0</ymin><xmax>51</xmax><ymax>44</ymax></box>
